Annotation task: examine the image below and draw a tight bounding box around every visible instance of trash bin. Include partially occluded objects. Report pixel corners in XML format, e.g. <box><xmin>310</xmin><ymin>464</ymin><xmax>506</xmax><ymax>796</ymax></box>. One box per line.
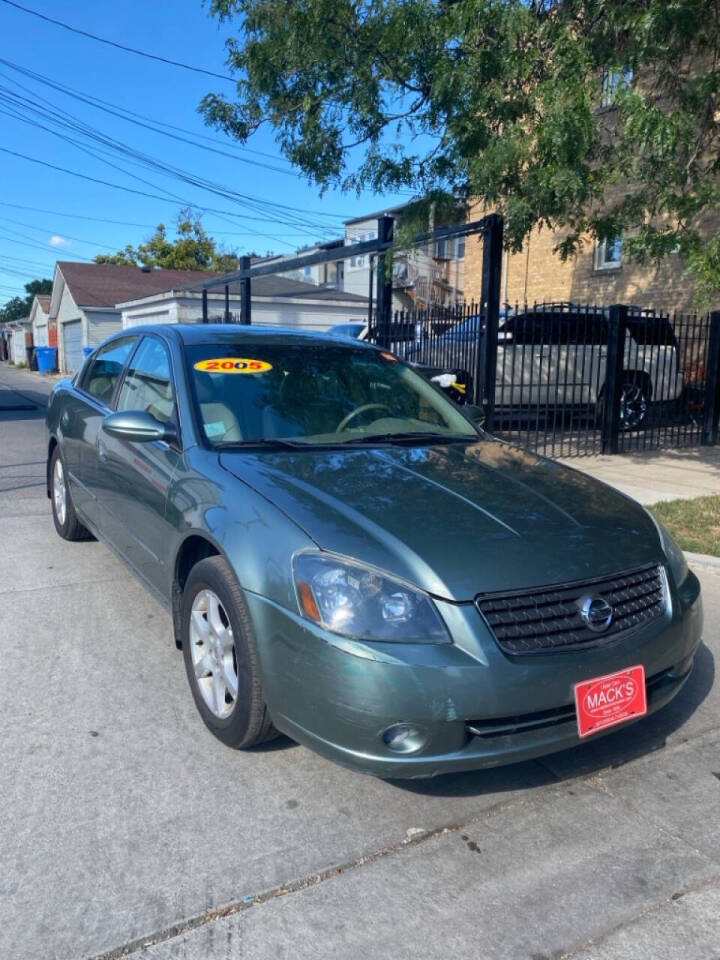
<box><xmin>36</xmin><ymin>346</ymin><xmax>58</xmax><ymax>374</ymax></box>
<box><xmin>27</xmin><ymin>346</ymin><xmax>38</xmax><ymax>371</ymax></box>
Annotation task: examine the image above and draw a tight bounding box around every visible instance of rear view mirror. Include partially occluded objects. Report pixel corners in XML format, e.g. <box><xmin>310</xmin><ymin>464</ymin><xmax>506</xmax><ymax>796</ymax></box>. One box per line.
<box><xmin>103</xmin><ymin>410</ymin><xmax>176</xmax><ymax>444</ymax></box>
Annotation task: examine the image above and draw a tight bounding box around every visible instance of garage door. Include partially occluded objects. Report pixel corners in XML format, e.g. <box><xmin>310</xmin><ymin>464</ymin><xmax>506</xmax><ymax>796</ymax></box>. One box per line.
<box><xmin>63</xmin><ymin>320</ymin><xmax>84</xmax><ymax>373</ymax></box>
<box><xmin>34</xmin><ymin>323</ymin><xmax>49</xmax><ymax>347</ymax></box>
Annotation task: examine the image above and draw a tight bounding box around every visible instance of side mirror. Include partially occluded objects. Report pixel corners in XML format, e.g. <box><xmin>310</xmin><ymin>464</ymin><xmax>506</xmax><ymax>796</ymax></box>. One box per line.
<box><xmin>103</xmin><ymin>410</ymin><xmax>176</xmax><ymax>444</ymax></box>
<box><xmin>463</xmin><ymin>404</ymin><xmax>486</xmax><ymax>424</ymax></box>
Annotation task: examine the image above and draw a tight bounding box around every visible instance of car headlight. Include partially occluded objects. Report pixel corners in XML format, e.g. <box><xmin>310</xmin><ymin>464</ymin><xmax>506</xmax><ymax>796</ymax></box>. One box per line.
<box><xmin>293</xmin><ymin>552</ymin><xmax>450</xmax><ymax>643</ymax></box>
<box><xmin>645</xmin><ymin>509</ymin><xmax>689</xmax><ymax>586</ymax></box>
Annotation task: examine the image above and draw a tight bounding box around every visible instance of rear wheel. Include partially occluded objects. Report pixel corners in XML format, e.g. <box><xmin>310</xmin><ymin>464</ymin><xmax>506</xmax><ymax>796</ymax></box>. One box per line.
<box><xmin>181</xmin><ymin>555</ymin><xmax>277</xmax><ymax>748</ymax></box>
<box><xmin>595</xmin><ymin>374</ymin><xmax>651</xmax><ymax>432</ymax></box>
<box><xmin>50</xmin><ymin>447</ymin><xmax>92</xmax><ymax>541</ymax></box>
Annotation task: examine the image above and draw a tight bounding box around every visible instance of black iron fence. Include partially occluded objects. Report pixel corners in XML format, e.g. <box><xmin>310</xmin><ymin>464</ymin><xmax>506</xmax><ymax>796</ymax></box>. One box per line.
<box><xmin>368</xmin><ymin>300</ymin><xmax>720</xmax><ymax>459</ymax></box>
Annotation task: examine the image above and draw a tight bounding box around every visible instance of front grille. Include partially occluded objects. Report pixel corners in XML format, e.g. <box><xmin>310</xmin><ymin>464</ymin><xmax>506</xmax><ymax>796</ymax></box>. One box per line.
<box><xmin>476</xmin><ymin>564</ymin><xmax>667</xmax><ymax>655</ymax></box>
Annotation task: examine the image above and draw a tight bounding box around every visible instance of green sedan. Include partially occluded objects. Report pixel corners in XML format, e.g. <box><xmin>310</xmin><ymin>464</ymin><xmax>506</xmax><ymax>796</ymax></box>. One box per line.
<box><xmin>46</xmin><ymin>324</ymin><xmax>703</xmax><ymax>777</ymax></box>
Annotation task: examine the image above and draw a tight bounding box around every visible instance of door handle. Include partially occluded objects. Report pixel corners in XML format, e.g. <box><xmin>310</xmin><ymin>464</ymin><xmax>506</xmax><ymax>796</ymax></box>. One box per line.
<box><xmin>60</xmin><ymin>411</ymin><xmax>72</xmax><ymax>429</ymax></box>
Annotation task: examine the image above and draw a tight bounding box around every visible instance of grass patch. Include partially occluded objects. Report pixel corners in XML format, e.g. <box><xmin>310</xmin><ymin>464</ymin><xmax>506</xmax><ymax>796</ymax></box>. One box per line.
<box><xmin>650</xmin><ymin>495</ymin><xmax>720</xmax><ymax>558</ymax></box>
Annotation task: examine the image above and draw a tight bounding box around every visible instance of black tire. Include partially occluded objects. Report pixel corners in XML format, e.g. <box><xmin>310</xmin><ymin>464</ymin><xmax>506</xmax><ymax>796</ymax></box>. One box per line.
<box><xmin>181</xmin><ymin>555</ymin><xmax>277</xmax><ymax>749</ymax></box>
<box><xmin>595</xmin><ymin>374</ymin><xmax>651</xmax><ymax>432</ymax></box>
<box><xmin>49</xmin><ymin>447</ymin><xmax>92</xmax><ymax>541</ymax></box>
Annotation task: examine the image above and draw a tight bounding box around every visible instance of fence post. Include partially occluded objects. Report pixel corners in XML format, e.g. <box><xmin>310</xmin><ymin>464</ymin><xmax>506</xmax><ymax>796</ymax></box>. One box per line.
<box><xmin>201</xmin><ymin>288</ymin><xmax>208</xmax><ymax>324</ymax></box>
<box><xmin>240</xmin><ymin>255</ymin><xmax>251</xmax><ymax>326</ymax></box>
<box><xmin>601</xmin><ymin>303</ymin><xmax>628</xmax><ymax>454</ymax></box>
<box><xmin>702</xmin><ymin>310</ymin><xmax>720</xmax><ymax>445</ymax></box>
<box><xmin>376</xmin><ymin>215</ymin><xmax>394</xmax><ymax>348</ymax></box>
<box><xmin>476</xmin><ymin>213</ymin><xmax>503</xmax><ymax>422</ymax></box>
<box><xmin>367</xmin><ymin>255</ymin><xmax>375</xmax><ymax>329</ymax></box>
<box><xmin>224</xmin><ymin>284</ymin><xmax>230</xmax><ymax>323</ymax></box>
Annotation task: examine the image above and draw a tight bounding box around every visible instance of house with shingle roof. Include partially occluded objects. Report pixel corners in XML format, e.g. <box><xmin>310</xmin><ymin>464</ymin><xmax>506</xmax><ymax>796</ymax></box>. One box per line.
<box><xmin>50</xmin><ymin>262</ymin><xmax>232</xmax><ymax>372</ymax></box>
<box><xmin>28</xmin><ymin>294</ymin><xmax>52</xmax><ymax>347</ymax></box>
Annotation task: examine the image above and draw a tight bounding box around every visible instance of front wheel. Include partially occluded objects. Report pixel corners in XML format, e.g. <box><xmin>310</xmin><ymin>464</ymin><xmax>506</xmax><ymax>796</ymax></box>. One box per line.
<box><xmin>181</xmin><ymin>555</ymin><xmax>277</xmax><ymax>749</ymax></box>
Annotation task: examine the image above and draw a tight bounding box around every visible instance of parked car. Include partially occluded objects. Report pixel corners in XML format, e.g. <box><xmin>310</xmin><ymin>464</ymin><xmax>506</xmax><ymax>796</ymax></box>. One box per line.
<box><xmin>326</xmin><ymin>322</ymin><xmax>367</xmax><ymax>340</ymax></box>
<box><xmin>46</xmin><ymin>325</ymin><xmax>702</xmax><ymax>777</ymax></box>
<box><xmin>404</xmin><ymin>305</ymin><xmax>685</xmax><ymax>430</ymax></box>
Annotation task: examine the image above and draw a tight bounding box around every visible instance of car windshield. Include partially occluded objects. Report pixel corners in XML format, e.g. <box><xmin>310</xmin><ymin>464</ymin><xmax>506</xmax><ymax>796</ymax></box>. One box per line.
<box><xmin>186</xmin><ymin>341</ymin><xmax>478</xmax><ymax>447</ymax></box>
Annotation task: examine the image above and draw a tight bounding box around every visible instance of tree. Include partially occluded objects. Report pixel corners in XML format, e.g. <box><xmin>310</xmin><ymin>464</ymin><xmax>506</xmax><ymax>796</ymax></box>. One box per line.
<box><xmin>96</xmin><ymin>209</ymin><xmax>241</xmax><ymax>272</ymax></box>
<box><xmin>201</xmin><ymin>0</ymin><xmax>720</xmax><ymax>302</ymax></box>
<box><xmin>0</xmin><ymin>278</ymin><xmax>52</xmax><ymax>323</ymax></box>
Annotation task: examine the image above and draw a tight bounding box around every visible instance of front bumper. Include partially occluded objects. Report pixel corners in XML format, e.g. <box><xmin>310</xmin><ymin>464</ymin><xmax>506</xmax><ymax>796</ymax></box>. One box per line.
<box><xmin>246</xmin><ymin>569</ymin><xmax>703</xmax><ymax>778</ymax></box>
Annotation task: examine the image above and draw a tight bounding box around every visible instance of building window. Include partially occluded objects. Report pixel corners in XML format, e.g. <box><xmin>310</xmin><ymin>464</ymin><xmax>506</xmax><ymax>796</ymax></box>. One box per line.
<box><xmin>434</xmin><ymin>238</ymin><xmax>448</xmax><ymax>259</ymax></box>
<box><xmin>595</xmin><ymin>235</ymin><xmax>623</xmax><ymax>271</ymax></box>
<box><xmin>600</xmin><ymin>68</ymin><xmax>633</xmax><ymax>109</ymax></box>
<box><xmin>304</xmin><ymin>266</ymin><xmax>312</xmax><ymax>277</ymax></box>
<box><xmin>455</xmin><ymin>235</ymin><xmax>466</xmax><ymax>260</ymax></box>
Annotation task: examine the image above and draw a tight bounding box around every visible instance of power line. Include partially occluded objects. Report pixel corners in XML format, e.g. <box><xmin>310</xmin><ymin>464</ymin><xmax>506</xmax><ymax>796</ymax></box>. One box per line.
<box><xmin>0</xmin><ymin>202</ymin><xmax>319</xmax><ymax>238</ymax></box>
<box><xmin>0</xmin><ymin>86</ymin><xmax>346</xmax><ymax>232</ymax></box>
<box><xmin>0</xmin><ymin>214</ymin><xmax>123</xmax><ymax>250</ymax></box>
<box><xmin>0</xmin><ymin>0</ymin><xmax>235</xmax><ymax>82</ymax></box>
<box><xmin>0</xmin><ymin>201</ymin><xmax>158</xmax><ymax>228</ymax></box>
<box><xmin>0</xmin><ymin>58</ymin><xmax>299</xmax><ymax>177</ymax></box>
<box><xmin>0</xmin><ymin>226</ymin><xmax>94</xmax><ymax>261</ymax></box>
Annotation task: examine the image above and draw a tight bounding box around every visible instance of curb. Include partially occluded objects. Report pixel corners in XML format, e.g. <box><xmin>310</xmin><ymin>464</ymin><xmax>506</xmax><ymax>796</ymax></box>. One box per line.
<box><xmin>685</xmin><ymin>551</ymin><xmax>720</xmax><ymax>572</ymax></box>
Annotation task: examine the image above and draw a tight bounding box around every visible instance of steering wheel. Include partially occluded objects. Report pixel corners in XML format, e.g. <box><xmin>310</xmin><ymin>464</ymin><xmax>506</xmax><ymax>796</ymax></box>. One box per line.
<box><xmin>336</xmin><ymin>403</ymin><xmax>391</xmax><ymax>432</ymax></box>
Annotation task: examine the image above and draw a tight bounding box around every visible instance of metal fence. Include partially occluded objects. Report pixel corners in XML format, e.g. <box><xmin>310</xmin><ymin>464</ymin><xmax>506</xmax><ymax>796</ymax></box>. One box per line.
<box><xmin>369</xmin><ymin>300</ymin><xmax>720</xmax><ymax>459</ymax></box>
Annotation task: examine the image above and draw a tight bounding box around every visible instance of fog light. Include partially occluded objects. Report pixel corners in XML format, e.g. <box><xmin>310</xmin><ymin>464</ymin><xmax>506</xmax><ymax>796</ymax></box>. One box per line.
<box><xmin>381</xmin><ymin>723</ymin><xmax>427</xmax><ymax>754</ymax></box>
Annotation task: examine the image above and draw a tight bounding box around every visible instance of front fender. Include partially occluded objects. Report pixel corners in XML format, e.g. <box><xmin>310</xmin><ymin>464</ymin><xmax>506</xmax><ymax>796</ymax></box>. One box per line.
<box><xmin>166</xmin><ymin>448</ymin><xmax>315</xmax><ymax>612</ymax></box>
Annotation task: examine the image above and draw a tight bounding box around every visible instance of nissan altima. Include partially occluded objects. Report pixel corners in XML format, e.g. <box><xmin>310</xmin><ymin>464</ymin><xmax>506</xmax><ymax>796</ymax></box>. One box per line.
<box><xmin>46</xmin><ymin>324</ymin><xmax>703</xmax><ymax>777</ymax></box>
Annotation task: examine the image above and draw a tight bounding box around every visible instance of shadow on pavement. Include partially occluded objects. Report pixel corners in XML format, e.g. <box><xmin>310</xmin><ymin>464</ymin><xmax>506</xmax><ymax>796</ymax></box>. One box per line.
<box><xmin>0</xmin><ymin>371</ymin><xmax>51</xmax><ymax>423</ymax></box>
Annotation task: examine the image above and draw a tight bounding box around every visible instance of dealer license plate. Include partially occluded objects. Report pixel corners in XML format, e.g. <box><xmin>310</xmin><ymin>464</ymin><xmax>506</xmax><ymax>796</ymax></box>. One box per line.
<box><xmin>574</xmin><ymin>665</ymin><xmax>647</xmax><ymax>738</ymax></box>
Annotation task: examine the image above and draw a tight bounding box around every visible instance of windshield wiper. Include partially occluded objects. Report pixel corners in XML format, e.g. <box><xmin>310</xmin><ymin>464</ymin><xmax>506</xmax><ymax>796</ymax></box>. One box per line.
<box><xmin>215</xmin><ymin>438</ymin><xmax>315</xmax><ymax>450</ymax></box>
<box><xmin>215</xmin><ymin>438</ymin><xmax>359</xmax><ymax>451</ymax></box>
<box><xmin>345</xmin><ymin>431</ymin><xmax>478</xmax><ymax>446</ymax></box>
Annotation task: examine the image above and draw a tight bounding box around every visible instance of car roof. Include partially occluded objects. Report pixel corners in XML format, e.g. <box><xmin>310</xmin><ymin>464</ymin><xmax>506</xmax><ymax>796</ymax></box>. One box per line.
<box><xmin>122</xmin><ymin>322</ymin><xmax>377</xmax><ymax>349</ymax></box>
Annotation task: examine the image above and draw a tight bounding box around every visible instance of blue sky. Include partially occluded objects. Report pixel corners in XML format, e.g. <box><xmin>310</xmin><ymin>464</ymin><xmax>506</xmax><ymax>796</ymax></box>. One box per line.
<box><xmin>0</xmin><ymin>0</ymin><xmax>411</xmax><ymax>302</ymax></box>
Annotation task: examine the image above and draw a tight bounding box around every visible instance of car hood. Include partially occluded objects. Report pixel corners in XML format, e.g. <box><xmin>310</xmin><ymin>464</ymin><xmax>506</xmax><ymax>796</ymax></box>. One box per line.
<box><xmin>219</xmin><ymin>440</ymin><xmax>663</xmax><ymax>601</ymax></box>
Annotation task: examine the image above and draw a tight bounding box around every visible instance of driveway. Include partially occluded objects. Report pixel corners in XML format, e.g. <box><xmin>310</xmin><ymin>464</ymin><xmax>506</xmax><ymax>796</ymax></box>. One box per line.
<box><xmin>1</xmin><ymin>361</ymin><xmax>718</xmax><ymax>960</ymax></box>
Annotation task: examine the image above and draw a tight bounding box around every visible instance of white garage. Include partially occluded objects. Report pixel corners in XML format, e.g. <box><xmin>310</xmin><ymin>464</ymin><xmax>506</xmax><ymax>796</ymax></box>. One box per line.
<box><xmin>118</xmin><ymin>274</ymin><xmax>369</xmax><ymax>333</ymax></box>
<box><xmin>62</xmin><ymin>319</ymin><xmax>84</xmax><ymax>374</ymax></box>
<box><xmin>29</xmin><ymin>295</ymin><xmax>51</xmax><ymax>347</ymax></box>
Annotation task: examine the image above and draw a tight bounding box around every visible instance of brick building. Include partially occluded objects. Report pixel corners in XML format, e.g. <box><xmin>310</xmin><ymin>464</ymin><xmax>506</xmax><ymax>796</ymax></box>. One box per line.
<box><xmin>463</xmin><ymin>204</ymin><xmax>720</xmax><ymax>315</ymax></box>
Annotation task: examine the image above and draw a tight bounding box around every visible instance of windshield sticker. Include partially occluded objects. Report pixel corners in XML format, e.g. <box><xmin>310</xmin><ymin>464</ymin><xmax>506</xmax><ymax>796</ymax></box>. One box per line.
<box><xmin>194</xmin><ymin>358</ymin><xmax>272</xmax><ymax>374</ymax></box>
<box><xmin>204</xmin><ymin>421</ymin><xmax>227</xmax><ymax>438</ymax></box>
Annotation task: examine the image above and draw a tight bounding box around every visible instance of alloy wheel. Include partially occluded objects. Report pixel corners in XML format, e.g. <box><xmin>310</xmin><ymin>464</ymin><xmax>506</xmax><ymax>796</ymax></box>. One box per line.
<box><xmin>619</xmin><ymin>381</ymin><xmax>648</xmax><ymax>431</ymax></box>
<box><xmin>189</xmin><ymin>589</ymin><xmax>238</xmax><ymax>719</ymax></box>
<box><xmin>53</xmin><ymin>457</ymin><xmax>67</xmax><ymax>526</ymax></box>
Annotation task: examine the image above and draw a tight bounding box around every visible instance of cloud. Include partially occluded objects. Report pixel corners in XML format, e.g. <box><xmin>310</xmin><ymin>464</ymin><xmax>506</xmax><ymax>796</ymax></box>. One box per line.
<box><xmin>49</xmin><ymin>235</ymin><xmax>71</xmax><ymax>247</ymax></box>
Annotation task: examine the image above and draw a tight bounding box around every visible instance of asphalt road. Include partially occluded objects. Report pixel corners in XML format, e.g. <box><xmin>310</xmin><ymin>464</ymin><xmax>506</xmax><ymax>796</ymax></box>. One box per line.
<box><xmin>1</xmin><ymin>361</ymin><xmax>719</xmax><ymax>960</ymax></box>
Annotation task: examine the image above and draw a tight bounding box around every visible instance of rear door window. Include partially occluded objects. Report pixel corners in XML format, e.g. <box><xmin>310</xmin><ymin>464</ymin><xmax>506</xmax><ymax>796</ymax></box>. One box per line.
<box><xmin>80</xmin><ymin>337</ymin><xmax>137</xmax><ymax>407</ymax></box>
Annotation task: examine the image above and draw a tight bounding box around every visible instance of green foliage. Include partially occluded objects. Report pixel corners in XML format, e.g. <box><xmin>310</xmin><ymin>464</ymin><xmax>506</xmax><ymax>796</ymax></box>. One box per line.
<box><xmin>95</xmin><ymin>208</ymin><xmax>241</xmax><ymax>272</ymax></box>
<box><xmin>202</xmin><ymin>0</ymin><xmax>720</xmax><ymax>302</ymax></box>
<box><xmin>0</xmin><ymin>278</ymin><xmax>52</xmax><ymax>323</ymax></box>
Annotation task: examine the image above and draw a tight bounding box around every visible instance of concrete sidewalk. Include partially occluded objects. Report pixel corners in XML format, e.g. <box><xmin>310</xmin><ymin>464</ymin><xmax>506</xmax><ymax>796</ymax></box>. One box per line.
<box><xmin>559</xmin><ymin>447</ymin><xmax>720</xmax><ymax>505</ymax></box>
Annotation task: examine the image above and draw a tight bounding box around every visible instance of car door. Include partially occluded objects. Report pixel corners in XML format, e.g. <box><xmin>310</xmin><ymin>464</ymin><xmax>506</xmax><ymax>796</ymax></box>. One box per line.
<box><xmin>95</xmin><ymin>335</ymin><xmax>181</xmax><ymax>594</ymax></box>
<box><xmin>495</xmin><ymin>314</ymin><xmax>549</xmax><ymax>407</ymax></box>
<box><xmin>63</xmin><ymin>335</ymin><xmax>138</xmax><ymax>529</ymax></box>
